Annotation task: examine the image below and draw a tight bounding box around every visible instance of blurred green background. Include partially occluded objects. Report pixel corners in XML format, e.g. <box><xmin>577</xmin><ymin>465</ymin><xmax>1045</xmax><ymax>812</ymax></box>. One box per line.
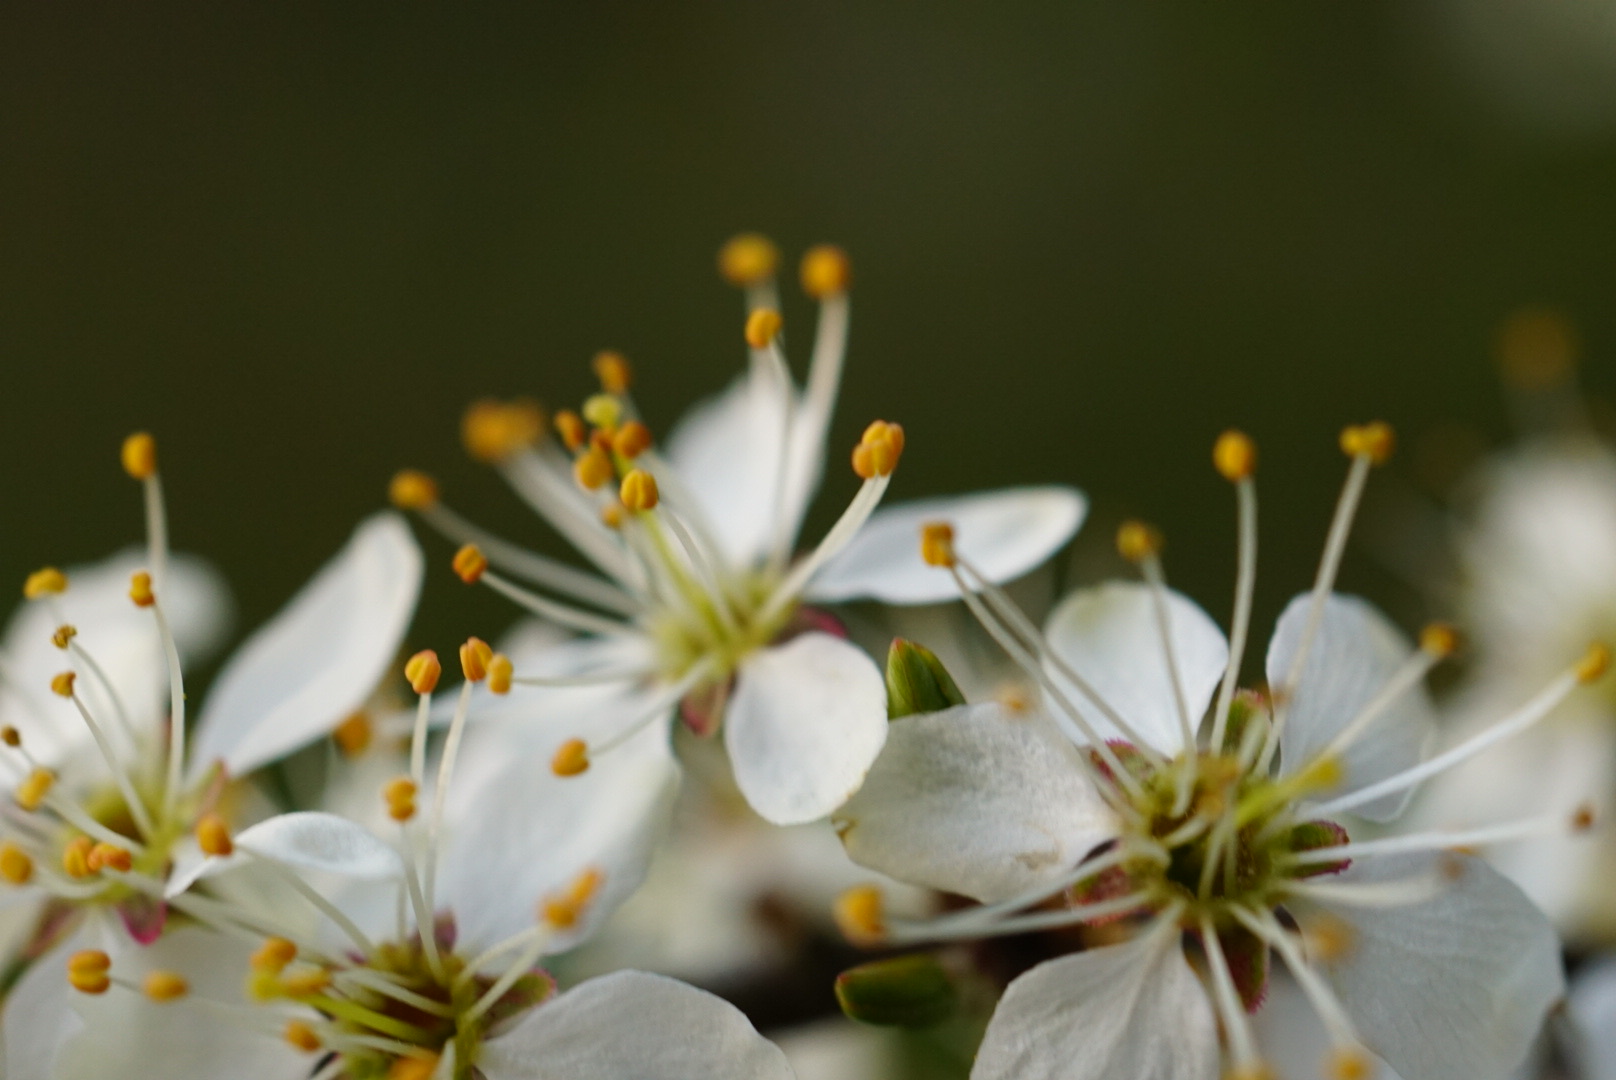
<box><xmin>3</xmin><ymin>2</ymin><xmax>1614</xmax><ymax>664</ymax></box>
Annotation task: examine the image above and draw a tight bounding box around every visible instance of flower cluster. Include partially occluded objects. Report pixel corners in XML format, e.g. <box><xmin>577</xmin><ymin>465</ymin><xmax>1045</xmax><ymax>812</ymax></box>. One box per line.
<box><xmin>0</xmin><ymin>245</ymin><xmax>1608</xmax><ymax>1080</ymax></box>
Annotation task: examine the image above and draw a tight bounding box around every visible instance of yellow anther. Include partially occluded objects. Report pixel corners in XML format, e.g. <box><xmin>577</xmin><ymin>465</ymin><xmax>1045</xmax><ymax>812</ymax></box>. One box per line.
<box><xmin>1419</xmin><ymin>623</ymin><xmax>1460</xmax><ymax>658</ymax></box>
<box><xmin>1115</xmin><ymin>520</ymin><xmax>1163</xmax><ymax>563</ymax></box>
<box><xmin>1297</xmin><ymin>753</ymin><xmax>1345</xmax><ymax>793</ymax></box>
<box><xmin>280</xmin><ymin>968</ymin><xmax>332</xmax><ymax>997</ymax></box>
<box><xmin>388</xmin><ymin>1053</ymin><xmax>441</xmax><ymax>1080</ymax></box>
<box><xmin>23</xmin><ymin>567</ymin><xmax>67</xmax><ymax>600</ymax></box>
<box><xmin>1303</xmin><ymin>914</ymin><xmax>1356</xmax><ymax>963</ymax></box>
<box><xmin>50</xmin><ymin>671</ymin><xmax>76</xmax><ymax>698</ymax></box>
<box><xmin>388</xmin><ymin>469</ymin><xmax>440</xmax><ymax>510</ymax></box>
<box><xmin>542</xmin><ymin>867</ymin><xmax>604</xmax><ymax>929</ymax></box>
<box><xmin>1573</xmin><ymin>802</ymin><xmax>1598</xmax><ymax>832</ymax></box>
<box><xmin>284</xmin><ymin>1020</ymin><xmax>322</xmax><ymax>1053</ymax></box>
<box><xmin>462</xmin><ymin>398</ymin><xmax>546</xmax><ymax>464</ymax></box>
<box><xmin>405</xmin><ymin>649</ymin><xmax>443</xmax><ymax>695</ymax></box>
<box><xmin>800</xmin><ymin>244</ymin><xmax>852</xmax><ymax>299</ymax></box>
<box><xmin>612</xmin><ymin>420</ymin><xmax>653</xmax><ymax>459</ymax></box>
<box><xmin>384</xmin><ymin>776</ymin><xmax>418</xmax><ymax>823</ymax></box>
<box><xmin>1213</xmin><ymin>429</ymin><xmax>1257</xmax><ymax>481</ymax></box>
<box><xmin>460</xmin><ymin>636</ymin><xmax>493</xmax><ymax>682</ymax></box>
<box><xmin>551</xmin><ymin>738</ymin><xmax>590</xmax><ymax>777</ymax></box>
<box><xmin>246</xmin><ymin>969</ymin><xmax>283</xmax><ymax>1001</ymax></box>
<box><xmin>601</xmin><ymin>503</ymin><xmax>626</xmax><ymax>530</ymax></box>
<box><xmin>0</xmin><ymin>727</ymin><xmax>18</xmax><ymax>748</ymax></box>
<box><xmin>834</xmin><ymin>885</ymin><xmax>886</xmax><ymax>946</ymax></box>
<box><xmin>1495</xmin><ymin>306</ymin><xmax>1578</xmax><ymax>391</ymax></box>
<box><xmin>52</xmin><ymin>624</ymin><xmax>77</xmax><ymax>650</ymax></box>
<box><xmin>333</xmin><ymin>711</ymin><xmax>373</xmax><ymax>757</ymax></box>
<box><xmin>62</xmin><ymin>835</ymin><xmax>94</xmax><ymax>878</ymax></box>
<box><xmin>920</xmin><ymin>522</ymin><xmax>956</xmax><ymax>568</ymax></box>
<box><xmin>1224</xmin><ymin>1065</ymin><xmax>1276</xmax><ymax>1080</ymax></box>
<box><xmin>15</xmin><ymin>768</ymin><xmax>54</xmax><ymax>811</ymax></box>
<box><xmin>0</xmin><ymin>843</ymin><xmax>33</xmax><ymax>885</ymax></box>
<box><xmin>1328</xmin><ymin>1047</ymin><xmax>1372</xmax><ymax>1080</ymax></box>
<box><xmin>129</xmin><ymin>571</ymin><xmax>155</xmax><ymax>608</ymax></box>
<box><xmin>143</xmin><ymin>971</ymin><xmax>188</xmax><ymax>1002</ymax></box>
<box><xmin>619</xmin><ymin>469</ymin><xmax>659</xmax><ymax>512</ymax></box>
<box><xmin>121</xmin><ymin>432</ymin><xmax>158</xmax><ymax>480</ymax></box>
<box><xmin>197</xmin><ymin>813</ymin><xmax>234</xmax><ymax>857</ymax></box>
<box><xmin>592</xmin><ymin>350</ymin><xmax>633</xmax><ymax>394</ymax></box>
<box><xmin>718</xmin><ymin>232</ymin><xmax>780</xmax><ymax>287</ymax></box>
<box><xmin>87</xmin><ymin>843</ymin><xmax>132</xmax><ymax>874</ymax></box>
<box><xmin>581</xmin><ymin>393</ymin><xmax>622</xmax><ymax>432</ymax></box>
<box><xmin>1578</xmin><ymin>642</ymin><xmax>1612</xmax><ymax>684</ymax></box>
<box><xmin>452</xmin><ymin>543</ymin><xmax>489</xmax><ymax>584</ymax></box>
<box><xmin>589</xmin><ymin>427</ymin><xmax>615</xmax><ymax>454</ymax></box>
<box><xmin>251</xmin><ymin>937</ymin><xmax>297</xmax><ymax>973</ymax></box>
<box><xmin>851</xmin><ymin>420</ymin><xmax>905</xmax><ymax>479</ymax></box>
<box><xmin>554</xmin><ymin>409</ymin><xmax>587</xmax><ymax>451</ymax></box>
<box><xmin>745</xmin><ymin>308</ymin><xmax>783</xmax><ymax>349</ymax></box>
<box><xmin>487</xmin><ymin>654</ymin><xmax>513</xmax><ymax>696</ymax></box>
<box><xmin>67</xmin><ymin>950</ymin><xmax>111</xmax><ymax>995</ymax></box>
<box><xmin>574</xmin><ymin>447</ymin><xmax>615</xmax><ymax>491</ymax></box>
<box><xmin>1339</xmin><ymin>422</ymin><xmax>1395</xmax><ymax>465</ymax></box>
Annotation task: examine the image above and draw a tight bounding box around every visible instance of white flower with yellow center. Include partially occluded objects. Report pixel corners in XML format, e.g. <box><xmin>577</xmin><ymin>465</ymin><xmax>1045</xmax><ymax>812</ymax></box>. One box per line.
<box><xmin>833</xmin><ymin>426</ymin><xmax>1597</xmax><ymax>1080</ymax></box>
<box><xmin>0</xmin><ymin>433</ymin><xmax>421</xmax><ymax>1078</ymax></box>
<box><xmin>390</xmin><ymin>235</ymin><xmax>1083</xmax><ymax>825</ymax></box>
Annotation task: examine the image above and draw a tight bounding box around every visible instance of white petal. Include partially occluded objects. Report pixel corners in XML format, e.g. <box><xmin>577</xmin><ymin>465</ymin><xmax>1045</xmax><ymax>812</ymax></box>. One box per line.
<box><xmin>1308</xmin><ymin>853</ymin><xmax>1563</xmax><ymax>1080</ymax></box>
<box><xmin>835</xmin><ymin>703</ymin><xmax>1119</xmax><ymax>903</ymax></box>
<box><xmin>233</xmin><ymin>811</ymin><xmax>402</xmax><ymax>879</ymax></box>
<box><xmin>480</xmin><ymin>970</ymin><xmax>796</xmax><ymax>1080</ymax></box>
<box><xmin>805</xmin><ymin>486</ymin><xmax>1086</xmax><ymax>605</ymax></box>
<box><xmin>724</xmin><ymin>633</ymin><xmax>887</xmax><ymax>825</ymax></box>
<box><xmin>972</xmin><ymin>927</ymin><xmax>1219</xmax><ymax>1080</ymax></box>
<box><xmin>1571</xmin><ymin>958</ymin><xmax>1616</xmax><ymax>1080</ymax></box>
<box><xmin>1252</xmin><ymin>975</ymin><xmax>1404</xmax><ymax>1080</ymax></box>
<box><xmin>3</xmin><ymin>927</ymin><xmax>87</xmax><ymax>1080</ymax></box>
<box><xmin>190</xmin><ymin>512</ymin><xmax>422</xmax><ymax>779</ymax></box>
<box><xmin>1042</xmin><ymin>581</ymin><xmax>1228</xmax><ymax>756</ymax></box>
<box><xmin>1267</xmin><ymin>594</ymin><xmax>1436</xmax><ymax>820</ymax></box>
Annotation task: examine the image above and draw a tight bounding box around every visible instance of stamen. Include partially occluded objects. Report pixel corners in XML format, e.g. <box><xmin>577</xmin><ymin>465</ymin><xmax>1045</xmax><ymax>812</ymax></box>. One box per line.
<box><xmin>1210</xmin><ymin>432</ymin><xmax>1259</xmax><ymax>752</ymax></box>
<box><xmin>1233</xmin><ymin>907</ymin><xmax>1367</xmax><ymax>1071</ymax></box>
<box><xmin>618</xmin><ymin>469</ymin><xmax>659</xmax><ymax>512</ymax></box>
<box><xmin>1314</xmin><ymin>627</ymin><xmax>1450</xmax><ymax>763</ymax></box>
<box><xmin>475</xmin><ymin>569</ymin><xmax>633</xmax><ymax>638</ymax></box>
<box><xmin>918</xmin><ymin>842</ymin><xmax>1166</xmax><ymax>934</ymax></box>
<box><xmin>122</xmin><ymin>432</ymin><xmax>169</xmax><ymax>592</ymax></box>
<box><xmin>197</xmin><ymin>813</ymin><xmax>234</xmax><ymax>856</ymax></box>
<box><xmin>0</xmin><ymin>842</ymin><xmax>33</xmax><ymax>884</ymax></box>
<box><xmin>452</xmin><ymin>544</ymin><xmax>489</xmax><ymax>584</ymax></box>
<box><xmin>551</xmin><ymin>738</ymin><xmax>589</xmax><ymax>777</ymax></box>
<box><xmin>388</xmin><ymin>470</ymin><xmax>439</xmax><ymax>511</ymax></box>
<box><xmin>240</xmin><ymin>850</ymin><xmax>378</xmax><ymax>957</ymax></box>
<box><xmin>462</xmin><ymin>399</ymin><xmax>546</xmax><ymax>465</ymax></box>
<box><xmin>65</xmin><ymin>638</ymin><xmax>140</xmax><ymax>750</ymax></box>
<box><xmin>593</xmin><ymin>350</ymin><xmax>633</xmax><ymax>395</ymax></box>
<box><xmin>425</xmin><ymin>664</ymin><xmax>479</xmax><ymax>916</ymax></box>
<box><xmin>23</xmin><ymin>567</ymin><xmax>68</xmax><ymax>600</ymax></box>
<box><xmin>145</xmin><ymin>588</ymin><xmax>189</xmax><ymax>818</ymax></box>
<box><xmin>67</xmin><ymin>949</ymin><xmax>112</xmax><ymax>994</ymax></box>
<box><xmin>143</xmin><ymin>971</ymin><xmax>189</xmax><ymax>1001</ymax></box>
<box><xmin>1200</xmin><ymin>914</ymin><xmax>1263</xmax><ymax>1073</ymax></box>
<box><xmin>1285</xmin><ymin>810</ymin><xmax>1585</xmax><ymax>866</ymax></box>
<box><xmin>834</xmin><ymin>885</ymin><xmax>885</xmax><ymax>946</ymax></box>
<box><xmin>56</xmin><ymin>677</ymin><xmax>156</xmax><ymax>840</ymax></box>
<box><xmin>1117</xmin><ymin>525</ymin><xmax>1199</xmax><ymax>794</ymax></box>
<box><xmin>884</xmin><ymin>890</ymin><xmax>1156</xmax><ymax>946</ymax></box>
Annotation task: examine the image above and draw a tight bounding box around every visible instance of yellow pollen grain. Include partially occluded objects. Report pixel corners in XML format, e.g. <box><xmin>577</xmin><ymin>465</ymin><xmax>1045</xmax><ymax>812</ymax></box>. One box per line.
<box><xmin>551</xmin><ymin>738</ymin><xmax>590</xmax><ymax>777</ymax></box>
<box><xmin>834</xmin><ymin>885</ymin><xmax>886</xmax><ymax>946</ymax></box>
<box><xmin>0</xmin><ymin>843</ymin><xmax>33</xmax><ymax>885</ymax></box>
<box><xmin>612</xmin><ymin>420</ymin><xmax>653</xmax><ymax>459</ymax></box>
<box><xmin>554</xmin><ymin>409</ymin><xmax>587</xmax><ymax>451</ymax></box>
<box><xmin>143</xmin><ymin>971</ymin><xmax>188</xmax><ymax>1002</ymax></box>
<box><xmin>1419</xmin><ymin>623</ymin><xmax>1460</xmax><ymax>658</ymax></box>
<box><xmin>67</xmin><ymin>950</ymin><xmax>111</xmax><ymax>995</ymax></box>
<box><xmin>16</xmin><ymin>768</ymin><xmax>54</xmax><ymax>812</ymax></box>
<box><xmin>581</xmin><ymin>394</ymin><xmax>622</xmax><ymax>432</ymax></box>
<box><xmin>1329</xmin><ymin>1047</ymin><xmax>1372</xmax><ymax>1080</ymax></box>
<box><xmin>1213</xmin><ymin>429</ymin><xmax>1257</xmax><ymax>481</ymax></box>
<box><xmin>800</xmin><ymin>244</ymin><xmax>852</xmax><ymax>299</ymax></box>
<box><xmin>333</xmin><ymin>711</ymin><xmax>373</xmax><ymax>757</ymax></box>
<box><xmin>619</xmin><ymin>469</ymin><xmax>659</xmax><ymax>512</ymax></box>
<box><xmin>1115</xmin><ymin>520</ymin><xmax>1163</xmax><ymax>563</ymax></box>
<box><xmin>718</xmin><ymin>232</ymin><xmax>780</xmax><ymax>287</ymax></box>
<box><xmin>487</xmin><ymin>653</ymin><xmax>513</xmax><ymax>696</ymax></box>
<box><xmin>574</xmin><ymin>447</ymin><xmax>615</xmax><ymax>491</ymax></box>
<box><xmin>744</xmin><ymin>308</ymin><xmax>783</xmax><ymax>349</ymax></box>
<box><xmin>284</xmin><ymin>1020</ymin><xmax>322</xmax><ymax>1053</ymax></box>
<box><xmin>1339</xmin><ymin>422</ymin><xmax>1395</xmax><ymax>465</ymax></box>
<box><xmin>1</xmin><ymin>726</ymin><xmax>18</xmax><ymax>748</ymax></box>
<box><xmin>87</xmin><ymin>843</ymin><xmax>132</xmax><ymax>874</ymax></box>
<box><xmin>129</xmin><ymin>572</ymin><xmax>155</xmax><ymax>608</ymax></box>
<box><xmin>23</xmin><ymin>567</ymin><xmax>67</xmax><ymax>600</ymax></box>
<box><xmin>388</xmin><ymin>469</ymin><xmax>440</xmax><ymax>510</ymax></box>
<box><xmin>121</xmin><ymin>432</ymin><xmax>157</xmax><ymax>480</ymax></box>
<box><xmin>388</xmin><ymin>1053</ymin><xmax>441</xmax><ymax>1080</ymax></box>
<box><xmin>405</xmin><ymin>649</ymin><xmax>443</xmax><ymax>696</ymax></box>
<box><xmin>52</xmin><ymin>624</ymin><xmax>77</xmax><ymax>650</ymax></box>
<box><xmin>251</xmin><ymin>937</ymin><xmax>298</xmax><ymax>973</ymax></box>
<box><xmin>453</xmin><ymin>543</ymin><xmax>489</xmax><ymax>584</ymax></box>
<box><xmin>1577</xmin><ymin>642</ymin><xmax>1612</xmax><ymax>684</ymax></box>
<box><xmin>197</xmin><ymin>813</ymin><xmax>234</xmax><ymax>857</ymax></box>
<box><xmin>463</xmin><ymin>398</ymin><xmax>546</xmax><ymax>464</ymax></box>
<box><xmin>384</xmin><ymin>776</ymin><xmax>418</xmax><ymax>823</ymax></box>
<box><xmin>852</xmin><ymin>420</ymin><xmax>904</xmax><ymax>479</ymax></box>
<box><xmin>49</xmin><ymin>671</ymin><xmax>76</xmax><ymax>698</ymax></box>
<box><xmin>460</xmin><ymin>636</ymin><xmax>493</xmax><ymax>682</ymax></box>
<box><xmin>592</xmin><ymin>350</ymin><xmax>633</xmax><ymax>394</ymax></box>
<box><xmin>62</xmin><ymin>835</ymin><xmax>94</xmax><ymax>878</ymax></box>
<box><xmin>920</xmin><ymin>522</ymin><xmax>956</xmax><ymax>568</ymax></box>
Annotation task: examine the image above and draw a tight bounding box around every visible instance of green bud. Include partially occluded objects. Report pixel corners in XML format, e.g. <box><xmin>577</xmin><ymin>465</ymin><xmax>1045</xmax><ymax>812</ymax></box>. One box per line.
<box><xmin>835</xmin><ymin>953</ymin><xmax>959</xmax><ymax>1027</ymax></box>
<box><xmin>885</xmin><ymin>639</ymin><xmax>966</xmax><ymax>719</ymax></box>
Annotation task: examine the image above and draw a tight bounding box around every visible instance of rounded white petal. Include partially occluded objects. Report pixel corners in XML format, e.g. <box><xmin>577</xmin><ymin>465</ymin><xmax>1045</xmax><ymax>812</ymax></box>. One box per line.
<box><xmin>480</xmin><ymin>970</ymin><xmax>796</xmax><ymax>1080</ymax></box>
<box><xmin>1570</xmin><ymin>957</ymin><xmax>1616</xmax><ymax>1080</ymax></box>
<box><xmin>724</xmin><ymin>633</ymin><xmax>887</xmax><ymax>825</ymax></box>
<box><xmin>1308</xmin><ymin>853</ymin><xmax>1563</xmax><ymax>1080</ymax></box>
<box><xmin>835</xmin><ymin>703</ymin><xmax>1119</xmax><ymax>903</ymax></box>
<box><xmin>1042</xmin><ymin>581</ymin><xmax>1228</xmax><ymax>756</ymax></box>
<box><xmin>1267</xmin><ymin>593</ymin><xmax>1436</xmax><ymax>820</ymax></box>
<box><xmin>3</xmin><ymin>927</ymin><xmax>87</xmax><ymax>1080</ymax></box>
<box><xmin>1252</xmin><ymin>975</ymin><xmax>1404</xmax><ymax>1080</ymax></box>
<box><xmin>972</xmin><ymin>927</ymin><xmax>1219</xmax><ymax>1080</ymax></box>
<box><xmin>234</xmin><ymin>811</ymin><xmax>402</xmax><ymax>879</ymax></box>
<box><xmin>805</xmin><ymin>486</ymin><xmax>1086</xmax><ymax>605</ymax></box>
<box><xmin>190</xmin><ymin>512</ymin><xmax>422</xmax><ymax>779</ymax></box>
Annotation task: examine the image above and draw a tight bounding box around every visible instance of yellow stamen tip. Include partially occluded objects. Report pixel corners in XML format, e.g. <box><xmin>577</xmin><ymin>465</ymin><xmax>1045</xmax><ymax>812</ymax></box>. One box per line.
<box><xmin>333</xmin><ymin>711</ymin><xmax>373</xmax><ymax>757</ymax></box>
<box><xmin>23</xmin><ymin>567</ymin><xmax>68</xmax><ymax>600</ymax></box>
<box><xmin>1224</xmin><ymin>1065</ymin><xmax>1276</xmax><ymax>1080</ymax></box>
<box><xmin>384</xmin><ymin>776</ymin><xmax>418</xmax><ymax>823</ymax></box>
<box><xmin>800</xmin><ymin>244</ymin><xmax>852</xmax><ymax>299</ymax></box>
<box><xmin>744</xmin><ymin>308</ymin><xmax>783</xmax><ymax>349</ymax></box>
<box><xmin>1419</xmin><ymin>623</ymin><xmax>1461</xmax><ymax>658</ymax></box>
<box><xmin>852</xmin><ymin>420</ymin><xmax>905</xmax><ymax>479</ymax></box>
<box><xmin>1213</xmin><ymin>429</ymin><xmax>1257</xmax><ymax>481</ymax></box>
<box><xmin>87</xmin><ymin>842</ymin><xmax>132</xmax><ymax>874</ymax></box>
<box><xmin>619</xmin><ymin>468</ymin><xmax>660</xmax><ymax>512</ymax></box>
<box><xmin>143</xmin><ymin>971</ymin><xmax>188</xmax><ymax>1002</ymax></box>
<box><xmin>52</xmin><ymin>624</ymin><xmax>77</xmax><ymax>650</ymax></box>
<box><xmin>463</xmin><ymin>398</ymin><xmax>546</xmax><ymax>464</ymax></box>
<box><xmin>15</xmin><ymin>768</ymin><xmax>54</xmax><ymax>812</ymax></box>
<box><xmin>388</xmin><ymin>469</ymin><xmax>440</xmax><ymax>510</ymax></box>
<box><xmin>1299</xmin><ymin>753</ymin><xmax>1345</xmax><ymax>793</ymax></box>
<box><xmin>574</xmin><ymin>447</ymin><xmax>615</xmax><ymax>491</ymax></box>
<box><xmin>581</xmin><ymin>393</ymin><xmax>622</xmax><ymax>432</ymax></box>
<box><xmin>49</xmin><ymin>671</ymin><xmax>76</xmax><ymax>699</ymax></box>
<box><xmin>1115</xmin><ymin>520</ymin><xmax>1163</xmax><ymax>563</ymax></box>
<box><xmin>284</xmin><ymin>1020</ymin><xmax>322</xmax><ymax>1053</ymax></box>
<box><xmin>251</xmin><ymin>937</ymin><xmax>298</xmax><ymax>973</ymax></box>
<box><xmin>0</xmin><ymin>843</ymin><xmax>33</xmax><ymax>885</ymax></box>
<box><xmin>592</xmin><ymin>350</ymin><xmax>633</xmax><ymax>394</ymax></box>
<box><xmin>388</xmin><ymin>1053</ymin><xmax>441</xmax><ymax>1080</ymax></box>
<box><xmin>1303</xmin><ymin>913</ymin><xmax>1356</xmax><ymax>963</ymax></box>
<box><xmin>405</xmin><ymin>649</ymin><xmax>443</xmax><ymax>696</ymax></box>
<box><xmin>718</xmin><ymin>232</ymin><xmax>780</xmax><ymax>287</ymax></box>
<box><xmin>1329</xmin><ymin>1047</ymin><xmax>1373</xmax><ymax>1080</ymax></box>
<box><xmin>551</xmin><ymin>738</ymin><xmax>590</xmax><ymax>777</ymax></box>
<box><xmin>1339</xmin><ymin>421</ymin><xmax>1395</xmax><ymax>465</ymax></box>
<box><xmin>452</xmin><ymin>543</ymin><xmax>489</xmax><ymax>585</ymax></box>
<box><xmin>460</xmin><ymin>636</ymin><xmax>493</xmax><ymax>682</ymax></box>
<box><xmin>542</xmin><ymin>867</ymin><xmax>604</xmax><ymax>929</ymax></box>
<box><xmin>834</xmin><ymin>885</ymin><xmax>886</xmax><ymax>946</ymax></box>
<box><xmin>0</xmin><ymin>726</ymin><xmax>18</xmax><ymax>748</ymax></box>
<box><xmin>1578</xmin><ymin>642</ymin><xmax>1612</xmax><ymax>684</ymax></box>
<box><xmin>611</xmin><ymin>420</ymin><xmax>653</xmax><ymax>460</ymax></box>
<box><xmin>121</xmin><ymin>432</ymin><xmax>157</xmax><ymax>480</ymax></box>
<box><xmin>1573</xmin><ymin>802</ymin><xmax>1597</xmax><ymax>832</ymax></box>
<box><xmin>67</xmin><ymin>950</ymin><xmax>111</xmax><ymax>995</ymax></box>
<box><xmin>554</xmin><ymin>409</ymin><xmax>587</xmax><ymax>451</ymax></box>
<box><xmin>62</xmin><ymin>836</ymin><xmax>95</xmax><ymax>879</ymax></box>
<box><xmin>487</xmin><ymin>653</ymin><xmax>513</xmax><ymax>696</ymax></box>
<box><xmin>280</xmin><ymin>969</ymin><xmax>332</xmax><ymax>997</ymax></box>
<box><xmin>129</xmin><ymin>571</ymin><xmax>155</xmax><ymax>608</ymax></box>
<box><xmin>197</xmin><ymin>813</ymin><xmax>234</xmax><ymax>857</ymax></box>
<box><xmin>920</xmin><ymin>522</ymin><xmax>957</xmax><ymax>568</ymax></box>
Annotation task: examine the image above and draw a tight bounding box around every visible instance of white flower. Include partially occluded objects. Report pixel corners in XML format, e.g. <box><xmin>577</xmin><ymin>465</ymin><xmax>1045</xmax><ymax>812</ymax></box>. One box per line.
<box><xmin>833</xmin><ymin>426</ymin><xmax>1588</xmax><ymax>1080</ymax></box>
<box><xmin>391</xmin><ymin>236</ymin><xmax>1083</xmax><ymax>825</ymax></box>
<box><xmin>0</xmin><ymin>433</ymin><xmax>422</xmax><ymax>1078</ymax></box>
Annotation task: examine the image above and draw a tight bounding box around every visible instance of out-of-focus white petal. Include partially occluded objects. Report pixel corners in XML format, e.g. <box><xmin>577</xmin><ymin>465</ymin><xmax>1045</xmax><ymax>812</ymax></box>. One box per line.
<box><xmin>1042</xmin><ymin>581</ymin><xmax>1227</xmax><ymax>756</ymax></box>
<box><xmin>725</xmin><ymin>633</ymin><xmax>886</xmax><ymax>825</ymax></box>
<box><xmin>479</xmin><ymin>970</ymin><xmax>797</xmax><ymax>1080</ymax></box>
<box><xmin>972</xmin><ymin>927</ymin><xmax>1219</xmax><ymax>1080</ymax></box>
<box><xmin>3</xmin><ymin>927</ymin><xmax>87</xmax><ymax>1080</ymax></box>
<box><xmin>1571</xmin><ymin>957</ymin><xmax>1616</xmax><ymax>1080</ymax></box>
<box><xmin>1308</xmin><ymin>853</ymin><xmax>1563</xmax><ymax>1080</ymax></box>
<box><xmin>177</xmin><ymin>811</ymin><xmax>402</xmax><ymax>891</ymax></box>
<box><xmin>1266</xmin><ymin>593</ymin><xmax>1436</xmax><ymax>821</ymax></box>
<box><xmin>190</xmin><ymin>513</ymin><xmax>422</xmax><ymax>779</ymax></box>
<box><xmin>836</xmin><ymin>703</ymin><xmax>1118</xmax><ymax>903</ymax></box>
<box><xmin>805</xmin><ymin>487</ymin><xmax>1086</xmax><ymax>605</ymax></box>
<box><xmin>774</xmin><ymin>1018</ymin><xmax>897</xmax><ymax>1080</ymax></box>
<box><xmin>1253</xmin><ymin>975</ymin><xmax>1404</xmax><ymax>1080</ymax></box>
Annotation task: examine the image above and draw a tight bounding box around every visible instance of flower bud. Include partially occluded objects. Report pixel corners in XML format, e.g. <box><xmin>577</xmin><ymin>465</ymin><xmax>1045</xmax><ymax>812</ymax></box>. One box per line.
<box><xmin>885</xmin><ymin>639</ymin><xmax>966</xmax><ymax>720</ymax></box>
<box><xmin>834</xmin><ymin>953</ymin><xmax>959</xmax><ymax>1028</ymax></box>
